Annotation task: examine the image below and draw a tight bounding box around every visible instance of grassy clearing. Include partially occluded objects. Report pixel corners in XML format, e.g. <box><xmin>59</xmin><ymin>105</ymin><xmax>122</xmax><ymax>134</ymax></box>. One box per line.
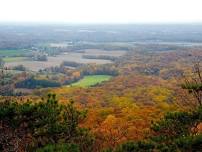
<box><xmin>3</xmin><ymin>57</ymin><xmax>28</xmax><ymax>62</ymax></box>
<box><xmin>0</xmin><ymin>49</ymin><xmax>28</xmax><ymax>57</ymax></box>
<box><xmin>70</xmin><ymin>75</ymin><xmax>112</xmax><ymax>87</ymax></box>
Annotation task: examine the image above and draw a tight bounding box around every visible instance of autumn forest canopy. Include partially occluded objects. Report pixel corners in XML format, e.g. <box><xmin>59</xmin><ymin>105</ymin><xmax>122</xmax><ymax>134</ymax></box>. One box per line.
<box><xmin>0</xmin><ymin>24</ymin><xmax>202</xmax><ymax>152</ymax></box>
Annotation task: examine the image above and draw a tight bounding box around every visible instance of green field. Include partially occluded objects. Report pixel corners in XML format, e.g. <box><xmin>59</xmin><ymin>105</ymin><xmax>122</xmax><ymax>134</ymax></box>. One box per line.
<box><xmin>3</xmin><ymin>57</ymin><xmax>28</xmax><ymax>62</ymax></box>
<box><xmin>0</xmin><ymin>49</ymin><xmax>28</xmax><ymax>57</ymax></box>
<box><xmin>70</xmin><ymin>75</ymin><xmax>112</xmax><ymax>87</ymax></box>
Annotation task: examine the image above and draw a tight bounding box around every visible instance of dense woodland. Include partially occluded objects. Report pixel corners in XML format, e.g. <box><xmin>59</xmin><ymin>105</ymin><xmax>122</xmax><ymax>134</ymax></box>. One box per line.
<box><xmin>1</xmin><ymin>24</ymin><xmax>202</xmax><ymax>151</ymax></box>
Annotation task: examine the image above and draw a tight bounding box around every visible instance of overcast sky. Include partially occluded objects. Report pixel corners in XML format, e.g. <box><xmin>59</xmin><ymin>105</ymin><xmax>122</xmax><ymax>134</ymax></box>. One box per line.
<box><xmin>0</xmin><ymin>0</ymin><xmax>201</xmax><ymax>23</ymax></box>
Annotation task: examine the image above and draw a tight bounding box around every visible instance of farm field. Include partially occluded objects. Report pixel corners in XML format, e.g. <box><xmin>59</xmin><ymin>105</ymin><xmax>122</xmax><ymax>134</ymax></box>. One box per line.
<box><xmin>3</xmin><ymin>57</ymin><xmax>28</xmax><ymax>62</ymax></box>
<box><xmin>5</xmin><ymin>49</ymin><xmax>126</xmax><ymax>71</ymax></box>
<box><xmin>0</xmin><ymin>49</ymin><xmax>28</xmax><ymax>57</ymax></box>
<box><xmin>70</xmin><ymin>75</ymin><xmax>112</xmax><ymax>87</ymax></box>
